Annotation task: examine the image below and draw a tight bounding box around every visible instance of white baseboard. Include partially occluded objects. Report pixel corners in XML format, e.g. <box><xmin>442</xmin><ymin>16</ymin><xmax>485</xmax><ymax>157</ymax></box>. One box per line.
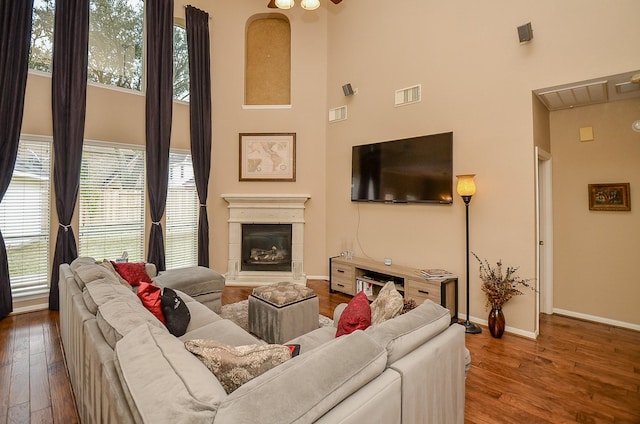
<box><xmin>11</xmin><ymin>302</ymin><xmax>49</xmax><ymax>315</ymax></box>
<box><xmin>553</xmin><ymin>308</ymin><xmax>640</xmax><ymax>332</ymax></box>
<box><xmin>307</xmin><ymin>275</ymin><xmax>329</xmax><ymax>281</ymax></box>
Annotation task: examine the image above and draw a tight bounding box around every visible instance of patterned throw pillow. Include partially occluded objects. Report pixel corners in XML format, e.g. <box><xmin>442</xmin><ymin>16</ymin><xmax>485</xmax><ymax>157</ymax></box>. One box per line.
<box><xmin>369</xmin><ymin>281</ymin><xmax>404</xmax><ymax>325</ymax></box>
<box><xmin>335</xmin><ymin>290</ymin><xmax>371</xmax><ymax>337</ymax></box>
<box><xmin>111</xmin><ymin>261</ymin><xmax>153</xmax><ymax>286</ymax></box>
<box><xmin>137</xmin><ymin>282</ymin><xmax>166</xmax><ymax>324</ymax></box>
<box><xmin>184</xmin><ymin>340</ymin><xmax>292</xmax><ymax>393</ymax></box>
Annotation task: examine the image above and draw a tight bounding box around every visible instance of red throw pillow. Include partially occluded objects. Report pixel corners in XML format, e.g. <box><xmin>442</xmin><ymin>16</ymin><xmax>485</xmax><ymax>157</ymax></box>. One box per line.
<box><xmin>137</xmin><ymin>282</ymin><xmax>166</xmax><ymax>324</ymax></box>
<box><xmin>336</xmin><ymin>291</ymin><xmax>371</xmax><ymax>337</ymax></box>
<box><xmin>111</xmin><ymin>261</ymin><xmax>153</xmax><ymax>287</ymax></box>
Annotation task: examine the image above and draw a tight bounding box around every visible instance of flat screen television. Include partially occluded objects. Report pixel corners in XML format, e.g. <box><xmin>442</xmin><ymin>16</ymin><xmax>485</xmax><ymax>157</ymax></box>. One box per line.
<box><xmin>351</xmin><ymin>132</ymin><xmax>453</xmax><ymax>204</ymax></box>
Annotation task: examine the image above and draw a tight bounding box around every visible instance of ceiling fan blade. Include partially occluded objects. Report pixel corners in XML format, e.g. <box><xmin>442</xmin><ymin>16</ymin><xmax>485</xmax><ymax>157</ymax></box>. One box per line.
<box><xmin>330</xmin><ymin>0</ymin><xmax>343</xmax><ymax>4</ymax></box>
<box><xmin>267</xmin><ymin>0</ymin><xmax>277</xmax><ymax>8</ymax></box>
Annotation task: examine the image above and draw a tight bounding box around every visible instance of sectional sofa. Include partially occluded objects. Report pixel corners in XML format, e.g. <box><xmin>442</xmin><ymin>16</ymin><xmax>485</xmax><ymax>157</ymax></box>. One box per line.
<box><xmin>59</xmin><ymin>257</ymin><xmax>467</xmax><ymax>423</ymax></box>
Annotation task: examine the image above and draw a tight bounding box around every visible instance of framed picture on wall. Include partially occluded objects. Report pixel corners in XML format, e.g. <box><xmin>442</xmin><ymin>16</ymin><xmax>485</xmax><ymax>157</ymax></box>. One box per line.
<box><xmin>239</xmin><ymin>133</ymin><xmax>296</xmax><ymax>181</ymax></box>
<box><xmin>588</xmin><ymin>183</ymin><xmax>631</xmax><ymax>211</ymax></box>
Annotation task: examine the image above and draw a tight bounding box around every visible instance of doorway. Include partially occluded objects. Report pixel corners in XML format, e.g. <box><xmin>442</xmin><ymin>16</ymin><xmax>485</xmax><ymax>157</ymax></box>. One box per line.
<box><xmin>535</xmin><ymin>147</ymin><xmax>554</xmax><ymax>336</ymax></box>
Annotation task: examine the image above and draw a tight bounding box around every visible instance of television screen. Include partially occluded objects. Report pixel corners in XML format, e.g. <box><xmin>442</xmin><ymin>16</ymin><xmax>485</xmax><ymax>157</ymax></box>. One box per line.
<box><xmin>351</xmin><ymin>132</ymin><xmax>453</xmax><ymax>204</ymax></box>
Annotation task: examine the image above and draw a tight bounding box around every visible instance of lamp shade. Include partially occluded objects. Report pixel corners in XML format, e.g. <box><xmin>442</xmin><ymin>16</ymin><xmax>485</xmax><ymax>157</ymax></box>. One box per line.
<box><xmin>456</xmin><ymin>174</ymin><xmax>476</xmax><ymax>197</ymax></box>
<box><xmin>275</xmin><ymin>0</ymin><xmax>295</xmax><ymax>9</ymax></box>
<box><xmin>301</xmin><ymin>0</ymin><xmax>320</xmax><ymax>9</ymax></box>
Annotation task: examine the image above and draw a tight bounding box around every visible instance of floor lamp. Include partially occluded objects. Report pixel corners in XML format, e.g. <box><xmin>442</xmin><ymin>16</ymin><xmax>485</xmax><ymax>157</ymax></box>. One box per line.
<box><xmin>456</xmin><ymin>174</ymin><xmax>482</xmax><ymax>334</ymax></box>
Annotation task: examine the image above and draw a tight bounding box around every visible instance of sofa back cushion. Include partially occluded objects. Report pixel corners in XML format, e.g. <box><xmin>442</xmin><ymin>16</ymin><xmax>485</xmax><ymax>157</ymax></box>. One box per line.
<box><xmin>115</xmin><ymin>324</ymin><xmax>224</xmax><ymax>424</ymax></box>
<box><xmin>97</xmin><ymin>298</ymin><xmax>165</xmax><ymax>349</ymax></box>
<box><xmin>69</xmin><ymin>256</ymin><xmax>96</xmax><ymax>273</ymax></box>
<box><xmin>83</xmin><ymin>277</ymin><xmax>138</xmax><ymax>315</ymax></box>
<box><xmin>73</xmin><ymin>262</ymin><xmax>119</xmax><ymax>290</ymax></box>
<box><xmin>214</xmin><ymin>330</ymin><xmax>387</xmax><ymax>424</ymax></box>
<box><xmin>365</xmin><ymin>300</ymin><xmax>451</xmax><ymax>365</ymax></box>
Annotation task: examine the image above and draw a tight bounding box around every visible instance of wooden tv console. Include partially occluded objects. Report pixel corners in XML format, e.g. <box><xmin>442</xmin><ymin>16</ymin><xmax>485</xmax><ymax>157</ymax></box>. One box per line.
<box><xmin>330</xmin><ymin>256</ymin><xmax>458</xmax><ymax>323</ymax></box>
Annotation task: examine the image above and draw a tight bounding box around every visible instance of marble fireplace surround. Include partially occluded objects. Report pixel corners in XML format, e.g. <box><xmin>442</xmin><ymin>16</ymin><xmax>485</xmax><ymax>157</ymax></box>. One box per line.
<box><xmin>221</xmin><ymin>194</ymin><xmax>311</xmax><ymax>286</ymax></box>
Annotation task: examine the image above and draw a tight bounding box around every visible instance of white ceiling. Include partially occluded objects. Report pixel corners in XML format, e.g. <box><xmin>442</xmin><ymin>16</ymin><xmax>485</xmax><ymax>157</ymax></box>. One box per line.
<box><xmin>534</xmin><ymin>70</ymin><xmax>640</xmax><ymax>111</ymax></box>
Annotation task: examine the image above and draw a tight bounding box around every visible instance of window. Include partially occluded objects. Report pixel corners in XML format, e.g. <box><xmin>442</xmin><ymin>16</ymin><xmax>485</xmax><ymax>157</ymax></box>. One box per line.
<box><xmin>165</xmin><ymin>152</ymin><xmax>198</xmax><ymax>269</ymax></box>
<box><xmin>30</xmin><ymin>1</ymin><xmax>188</xmax><ymax>100</ymax></box>
<box><xmin>79</xmin><ymin>142</ymin><xmax>145</xmax><ymax>262</ymax></box>
<box><xmin>88</xmin><ymin>0</ymin><xmax>144</xmax><ymax>91</ymax></box>
<box><xmin>0</xmin><ymin>137</ymin><xmax>51</xmax><ymax>297</ymax></box>
<box><xmin>29</xmin><ymin>0</ymin><xmax>144</xmax><ymax>91</ymax></box>
<box><xmin>30</xmin><ymin>0</ymin><xmax>55</xmax><ymax>73</ymax></box>
<box><xmin>173</xmin><ymin>20</ymin><xmax>190</xmax><ymax>102</ymax></box>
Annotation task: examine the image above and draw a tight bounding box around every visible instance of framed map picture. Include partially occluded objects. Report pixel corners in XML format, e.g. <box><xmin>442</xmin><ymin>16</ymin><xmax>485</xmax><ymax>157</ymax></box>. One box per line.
<box><xmin>239</xmin><ymin>133</ymin><xmax>296</xmax><ymax>181</ymax></box>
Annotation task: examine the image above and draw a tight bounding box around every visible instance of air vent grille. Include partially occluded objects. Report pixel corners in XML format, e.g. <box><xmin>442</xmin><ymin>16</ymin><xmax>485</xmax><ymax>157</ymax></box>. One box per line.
<box><xmin>329</xmin><ymin>106</ymin><xmax>347</xmax><ymax>122</ymax></box>
<box><xmin>395</xmin><ymin>84</ymin><xmax>421</xmax><ymax>106</ymax></box>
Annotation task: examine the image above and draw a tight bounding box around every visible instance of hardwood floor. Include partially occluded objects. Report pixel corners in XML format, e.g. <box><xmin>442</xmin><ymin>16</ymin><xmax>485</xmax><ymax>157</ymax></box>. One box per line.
<box><xmin>464</xmin><ymin>313</ymin><xmax>640</xmax><ymax>424</ymax></box>
<box><xmin>1</xmin><ymin>280</ymin><xmax>638</xmax><ymax>423</ymax></box>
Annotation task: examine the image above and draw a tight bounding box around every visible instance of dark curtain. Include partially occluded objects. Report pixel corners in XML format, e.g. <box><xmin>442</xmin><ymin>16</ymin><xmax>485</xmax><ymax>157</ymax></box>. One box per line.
<box><xmin>0</xmin><ymin>0</ymin><xmax>34</xmax><ymax>319</ymax></box>
<box><xmin>145</xmin><ymin>0</ymin><xmax>174</xmax><ymax>272</ymax></box>
<box><xmin>49</xmin><ymin>0</ymin><xmax>90</xmax><ymax>310</ymax></box>
<box><xmin>186</xmin><ymin>6</ymin><xmax>212</xmax><ymax>267</ymax></box>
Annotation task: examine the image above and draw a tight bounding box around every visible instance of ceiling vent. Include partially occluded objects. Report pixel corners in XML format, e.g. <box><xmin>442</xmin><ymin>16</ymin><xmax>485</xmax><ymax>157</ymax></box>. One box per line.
<box><xmin>536</xmin><ymin>80</ymin><xmax>608</xmax><ymax>111</ymax></box>
<box><xmin>329</xmin><ymin>105</ymin><xmax>347</xmax><ymax>122</ymax></box>
<box><xmin>395</xmin><ymin>84</ymin><xmax>421</xmax><ymax>106</ymax></box>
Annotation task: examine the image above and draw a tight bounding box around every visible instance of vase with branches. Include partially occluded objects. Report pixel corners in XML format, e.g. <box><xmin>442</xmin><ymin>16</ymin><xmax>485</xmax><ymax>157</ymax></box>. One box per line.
<box><xmin>472</xmin><ymin>252</ymin><xmax>533</xmax><ymax>337</ymax></box>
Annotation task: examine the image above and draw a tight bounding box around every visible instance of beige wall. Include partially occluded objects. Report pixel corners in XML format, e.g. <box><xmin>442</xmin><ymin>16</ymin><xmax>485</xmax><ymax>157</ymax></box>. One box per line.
<box><xmin>325</xmin><ymin>0</ymin><xmax>640</xmax><ymax>334</ymax></box>
<box><xmin>14</xmin><ymin>0</ymin><xmax>640</xmax><ymax>332</ymax></box>
<box><xmin>551</xmin><ymin>98</ymin><xmax>640</xmax><ymax>326</ymax></box>
<box><xmin>18</xmin><ymin>0</ymin><xmax>328</xmax><ymax>310</ymax></box>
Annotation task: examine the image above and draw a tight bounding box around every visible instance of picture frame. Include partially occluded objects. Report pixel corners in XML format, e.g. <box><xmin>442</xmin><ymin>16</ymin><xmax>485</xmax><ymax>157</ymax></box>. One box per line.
<box><xmin>239</xmin><ymin>133</ymin><xmax>296</xmax><ymax>181</ymax></box>
<box><xmin>588</xmin><ymin>183</ymin><xmax>631</xmax><ymax>211</ymax></box>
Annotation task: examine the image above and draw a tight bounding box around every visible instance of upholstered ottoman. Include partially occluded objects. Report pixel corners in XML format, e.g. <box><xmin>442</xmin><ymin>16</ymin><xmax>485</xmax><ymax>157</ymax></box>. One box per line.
<box><xmin>248</xmin><ymin>282</ymin><xmax>319</xmax><ymax>344</ymax></box>
<box><xmin>153</xmin><ymin>266</ymin><xmax>225</xmax><ymax>313</ymax></box>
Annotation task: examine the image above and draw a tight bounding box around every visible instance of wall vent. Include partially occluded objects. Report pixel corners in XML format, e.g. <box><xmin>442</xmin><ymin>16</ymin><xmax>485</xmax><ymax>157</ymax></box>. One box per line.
<box><xmin>329</xmin><ymin>105</ymin><xmax>347</xmax><ymax>122</ymax></box>
<box><xmin>395</xmin><ymin>84</ymin><xmax>421</xmax><ymax>106</ymax></box>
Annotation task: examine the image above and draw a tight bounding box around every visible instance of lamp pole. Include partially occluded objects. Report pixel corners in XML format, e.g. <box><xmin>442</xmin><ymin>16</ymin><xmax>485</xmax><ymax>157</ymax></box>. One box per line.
<box><xmin>456</xmin><ymin>174</ymin><xmax>482</xmax><ymax>334</ymax></box>
<box><xmin>462</xmin><ymin>195</ymin><xmax>481</xmax><ymax>334</ymax></box>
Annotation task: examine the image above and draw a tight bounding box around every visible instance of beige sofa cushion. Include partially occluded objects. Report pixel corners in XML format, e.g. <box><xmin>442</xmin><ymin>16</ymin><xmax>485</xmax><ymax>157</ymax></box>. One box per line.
<box><xmin>69</xmin><ymin>256</ymin><xmax>97</xmax><ymax>272</ymax></box>
<box><xmin>214</xmin><ymin>330</ymin><xmax>387</xmax><ymax>424</ymax></box>
<box><xmin>96</xmin><ymin>298</ymin><xmax>165</xmax><ymax>349</ymax></box>
<box><xmin>73</xmin><ymin>262</ymin><xmax>120</xmax><ymax>289</ymax></box>
<box><xmin>179</xmin><ymin>319</ymin><xmax>262</xmax><ymax>346</ymax></box>
<box><xmin>153</xmin><ymin>266</ymin><xmax>224</xmax><ymax>296</ymax></box>
<box><xmin>83</xmin><ymin>277</ymin><xmax>139</xmax><ymax>315</ymax></box>
<box><xmin>115</xmin><ymin>324</ymin><xmax>223</xmax><ymax>424</ymax></box>
<box><xmin>365</xmin><ymin>299</ymin><xmax>451</xmax><ymax>365</ymax></box>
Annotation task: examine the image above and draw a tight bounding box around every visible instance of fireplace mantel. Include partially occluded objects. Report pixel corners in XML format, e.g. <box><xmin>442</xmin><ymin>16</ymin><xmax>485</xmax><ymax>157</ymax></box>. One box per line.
<box><xmin>222</xmin><ymin>194</ymin><xmax>310</xmax><ymax>286</ymax></box>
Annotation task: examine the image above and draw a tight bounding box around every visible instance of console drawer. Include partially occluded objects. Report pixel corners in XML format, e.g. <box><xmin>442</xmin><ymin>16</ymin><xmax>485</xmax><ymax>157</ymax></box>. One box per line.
<box><xmin>331</xmin><ymin>263</ymin><xmax>355</xmax><ymax>295</ymax></box>
<box><xmin>405</xmin><ymin>279</ymin><xmax>441</xmax><ymax>304</ymax></box>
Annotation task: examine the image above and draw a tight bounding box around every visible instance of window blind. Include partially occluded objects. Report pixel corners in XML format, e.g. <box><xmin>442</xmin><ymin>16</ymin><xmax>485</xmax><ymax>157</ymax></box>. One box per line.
<box><xmin>0</xmin><ymin>137</ymin><xmax>51</xmax><ymax>297</ymax></box>
<box><xmin>79</xmin><ymin>142</ymin><xmax>145</xmax><ymax>262</ymax></box>
<box><xmin>165</xmin><ymin>151</ymin><xmax>198</xmax><ymax>269</ymax></box>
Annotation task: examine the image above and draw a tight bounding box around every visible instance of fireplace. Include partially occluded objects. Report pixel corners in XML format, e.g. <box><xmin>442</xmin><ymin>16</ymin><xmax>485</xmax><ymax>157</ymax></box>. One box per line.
<box><xmin>222</xmin><ymin>194</ymin><xmax>310</xmax><ymax>286</ymax></box>
<box><xmin>241</xmin><ymin>224</ymin><xmax>292</xmax><ymax>272</ymax></box>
